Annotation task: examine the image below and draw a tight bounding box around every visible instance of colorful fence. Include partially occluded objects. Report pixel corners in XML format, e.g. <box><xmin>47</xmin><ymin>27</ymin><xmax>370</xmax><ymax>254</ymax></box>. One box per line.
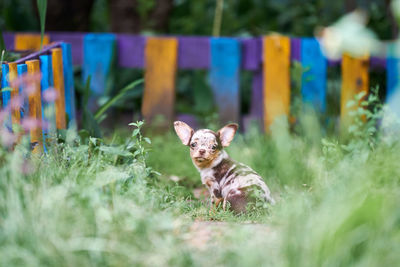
<box><xmin>1</xmin><ymin>40</ymin><xmax>75</xmax><ymax>153</ymax></box>
<box><xmin>1</xmin><ymin>32</ymin><xmax>397</xmax><ymax>133</ymax></box>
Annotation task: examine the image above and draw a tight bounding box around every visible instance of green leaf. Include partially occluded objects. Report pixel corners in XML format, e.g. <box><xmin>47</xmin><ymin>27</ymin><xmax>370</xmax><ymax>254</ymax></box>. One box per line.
<box><xmin>36</xmin><ymin>0</ymin><xmax>47</xmax><ymax>49</ymax></box>
<box><xmin>144</xmin><ymin>137</ymin><xmax>151</xmax><ymax>144</ymax></box>
<box><xmin>132</xmin><ymin>128</ymin><xmax>140</xmax><ymax>137</ymax></box>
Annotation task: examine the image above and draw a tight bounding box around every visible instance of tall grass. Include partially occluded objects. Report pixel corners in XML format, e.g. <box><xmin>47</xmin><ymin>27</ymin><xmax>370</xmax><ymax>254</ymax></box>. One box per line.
<box><xmin>1</xmin><ymin>90</ymin><xmax>400</xmax><ymax>266</ymax></box>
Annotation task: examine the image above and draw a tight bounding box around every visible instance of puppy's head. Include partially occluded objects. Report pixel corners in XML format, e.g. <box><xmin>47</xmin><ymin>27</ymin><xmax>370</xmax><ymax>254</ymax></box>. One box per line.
<box><xmin>174</xmin><ymin>121</ymin><xmax>238</xmax><ymax>168</ymax></box>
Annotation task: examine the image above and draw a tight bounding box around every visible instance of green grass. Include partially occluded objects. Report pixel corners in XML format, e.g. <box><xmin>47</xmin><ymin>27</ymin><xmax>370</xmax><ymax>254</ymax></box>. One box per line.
<box><xmin>1</xmin><ymin>113</ymin><xmax>400</xmax><ymax>266</ymax></box>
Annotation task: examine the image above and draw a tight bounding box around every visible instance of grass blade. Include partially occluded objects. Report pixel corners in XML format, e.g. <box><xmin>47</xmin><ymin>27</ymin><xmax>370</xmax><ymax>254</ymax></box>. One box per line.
<box><xmin>36</xmin><ymin>0</ymin><xmax>47</xmax><ymax>49</ymax></box>
<box><xmin>94</xmin><ymin>78</ymin><xmax>144</xmax><ymax>121</ymax></box>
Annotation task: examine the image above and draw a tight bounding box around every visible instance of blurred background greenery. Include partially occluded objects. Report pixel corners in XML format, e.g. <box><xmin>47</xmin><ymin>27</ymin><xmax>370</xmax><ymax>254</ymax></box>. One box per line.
<box><xmin>1</xmin><ymin>0</ymin><xmax>397</xmax><ymax>132</ymax></box>
<box><xmin>1</xmin><ymin>0</ymin><xmax>397</xmax><ymax>38</ymax></box>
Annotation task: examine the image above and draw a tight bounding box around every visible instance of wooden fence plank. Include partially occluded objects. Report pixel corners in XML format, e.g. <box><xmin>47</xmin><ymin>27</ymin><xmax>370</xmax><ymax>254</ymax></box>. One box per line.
<box><xmin>387</xmin><ymin>42</ymin><xmax>399</xmax><ymax>101</ymax></box>
<box><xmin>301</xmin><ymin>38</ymin><xmax>327</xmax><ymax>111</ymax></box>
<box><xmin>209</xmin><ymin>38</ymin><xmax>241</xmax><ymax>124</ymax></box>
<box><xmin>52</xmin><ymin>48</ymin><xmax>67</xmax><ymax>129</ymax></box>
<box><xmin>1</xmin><ymin>64</ymin><xmax>10</xmax><ymax>108</ymax></box>
<box><xmin>1</xmin><ymin>64</ymin><xmax>12</xmax><ymax>129</ymax></box>
<box><xmin>17</xmin><ymin>64</ymin><xmax>28</xmax><ymax>119</ymax></box>
<box><xmin>82</xmin><ymin>33</ymin><xmax>116</xmax><ymax>96</ymax></box>
<box><xmin>14</xmin><ymin>34</ymin><xmax>50</xmax><ymax>51</ymax></box>
<box><xmin>26</xmin><ymin>59</ymin><xmax>43</xmax><ymax>153</ymax></box>
<box><xmin>8</xmin><ymin>62</ymin><xmax>20</xmax><ymax>125</ymax></box>
<box><xmin>263</xmin><ymin>35</ymin><xmax>291</xmax><ymax>132</ymax></box>
<box><xmin>61</xmin><ymin>43</ymin><xmax>77</xmax><ymax>126</ymax></box>
<box><xmin>340</xmin><ymin>53</ymin><xmax>369</xmax><ymax>130</ymax></box>
<box><xmin>142</xmin><ymin>37</ymin><xmax>178</xmax><ymax>124</ymax></box>
<box><xmin>39</xmin><ymin>54</ymin><xmax>56</xmax><ymax>144</ymax></box>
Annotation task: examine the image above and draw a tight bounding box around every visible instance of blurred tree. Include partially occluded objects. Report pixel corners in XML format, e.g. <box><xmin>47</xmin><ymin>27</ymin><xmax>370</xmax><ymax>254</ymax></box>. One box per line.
<box><xmin>40</xmin><ymin>0</ymin><xmax>95</xmax><ymax>31</ymax></box>
<box><xmin>0</xmin><ymin>0</ymin><xmax>38</xmax><ymax>31</ymax></box>
<box><xmin>109</xmin><ymin>0</ymin><xmax>173</xmax><ymax>33</ymax></box>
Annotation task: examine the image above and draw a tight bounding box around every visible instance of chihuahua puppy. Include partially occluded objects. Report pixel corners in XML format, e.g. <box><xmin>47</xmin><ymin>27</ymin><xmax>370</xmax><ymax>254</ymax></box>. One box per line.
<box><xmin>174</xmin><ymin>121</ymin><xmax>275</xmax><ymax>214</ymax></box>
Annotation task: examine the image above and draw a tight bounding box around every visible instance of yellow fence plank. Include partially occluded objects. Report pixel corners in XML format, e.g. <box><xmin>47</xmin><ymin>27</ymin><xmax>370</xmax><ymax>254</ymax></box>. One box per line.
<box><xmin>8</xmin><ymin>62</ymin><xmax>20</xmax><ymax>125</ymax></box>
<box><xmin>14</xmin><ymin>34</ymin><xmax>50</xmax><ymax>51</ymax></box>
<box><xmin>52</xmin><ymin>48</ymin><xmax>67</xmax><ymax>129</ymax></box>
<box><xmin>263</xmin><ymin>35</ymin><xmax>291</xmax><ymax>132</ymax></box>
<box><xmin>340</xmin><ymin>53</ymin><xmax>369</xmax><ymax>130</ymax></box>
<box><xmin>26</xmin><ymin>60</ymin><xmax>43</xmax><ymax>153</ymax></box>
<box><xmin>142</xmin><ymin>37</ymin><xmax>178</xmax><ymax>124</ymax></box>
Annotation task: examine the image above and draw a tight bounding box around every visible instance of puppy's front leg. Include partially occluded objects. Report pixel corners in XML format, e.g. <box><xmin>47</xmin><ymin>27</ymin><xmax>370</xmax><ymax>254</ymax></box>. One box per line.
<box><xmin>215</xmin><ymin>197</ymin><xmax>223</xmax><ymax>207</ymax></box>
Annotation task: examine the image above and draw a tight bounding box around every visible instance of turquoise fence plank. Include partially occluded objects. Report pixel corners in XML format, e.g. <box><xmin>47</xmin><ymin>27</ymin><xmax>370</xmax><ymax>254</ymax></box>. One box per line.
<box><xmin>40</xmin><ymin>55</ymin><xmax>55</xmax><ymax>151</ymax></box>
<box><xmin>387</xmin><ymin>42</ymin><xmax>400</xmax><ymax>101</ymax></box>
<box><xmin>61</xmin><ymin>42</ymin><xmax>76</xmax><ymax>126</ymax></box>
<box><xmin>82</xmin><ymin>33</ymin><xmax>116</xmax><ymax>96</ymax></box>
<box><xmin>1</xmin><ymin>64</ymin><xmax>12</xmax><ymax>130</ymax></box>
<box><xmin>386</xmin><ymin>42</ymin><xmax>400</xmax><ymax>122</ymax></box>
<box><xmin>209</xmin><ymin>38</ymin><xmax>241</xmax><ymax>124</ymax></box>
<box><xmin>301</xmin><ymin>38</ymin><xmax>327</xmax><ymax>112</ymax></box>
<box><xmin>17</xmin><ymin>64</ymin><xmax>28</xmax><ymax>119</ymax></box>
<box><xmin>2</xmin><ymin>64</ymin><xmax>11</xmax><ymax>108</ymax></box>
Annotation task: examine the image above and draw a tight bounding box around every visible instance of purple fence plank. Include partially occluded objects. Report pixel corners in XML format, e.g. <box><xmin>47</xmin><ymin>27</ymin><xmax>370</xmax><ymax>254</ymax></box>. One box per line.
<box><xmin>14</xmin><ymin>42</ymin><xmax>62</xmax><ymax>64</ymax></box>
<box><xmin>175</xmin><ymin>113</ymin><xmax>200</xmax><ymax>129</ymax></box>
<box><xmin>291</xmin><ymin>37</ymin><xmax>301</xmax><ymax>62</ymax></box>
<box><xmin>117</xmin><ymin>34</ymin><xmax>145</xmax><ymax>68</ymax></box>
<box><xmin>371</xmin><ymin>56</ymin><xmax>386</xmax><ymax>69</ymax></box>
<box><xmin>328</xmin><ymin>58</ymin><xmax>341</xmax><ymax>67</ymax></box>
<box><xmin>3</xmin><ymin>32</ymin><xmax>14</xmax><ymax>51</ymax></box>
<box><xmin>49</xmin><ymin>32</ymin><xmax>84</xmax><ymax>65</ymax></box>
<box><xmin>241</xmin><ymin>38</ymin><xmax>262</xmax><ymax>70</ymax></box>
<box><xmin>250</xmin><ymin>69</ymin><xmax>263</xmax><ymax>118</ymax></box>
<box><xmin>178</xmin><ymin>37</ymin><xmax>209</xmax><ymax>69</ymax></box>
<box><xmin>328</xmin><ymin>56</ymin><xmax>385</xmax><ymax>69</ymax></box>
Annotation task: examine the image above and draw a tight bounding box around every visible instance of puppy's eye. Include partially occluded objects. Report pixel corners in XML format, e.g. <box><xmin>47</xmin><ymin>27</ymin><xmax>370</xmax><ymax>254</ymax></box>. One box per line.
<box><xmin>212</xmin><ymin>144</ymin><xmax>217</xmax><ymax>150</ymax></box>
<box><xmin>190</xmin><ymin>142</ymin><xmax>197</xmax><ymax>148</ymax></box>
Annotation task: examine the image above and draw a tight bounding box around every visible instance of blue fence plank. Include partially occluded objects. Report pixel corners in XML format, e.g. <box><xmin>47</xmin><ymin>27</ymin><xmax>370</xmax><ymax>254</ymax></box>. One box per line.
<box><xmin>1</xmin><ymin>64</ymin><xmax>12</xmax><ymax>130</ymax></box>
<box><xmin>209</xmin><ymin>38</ymin><xmax>241</xmax><ymax>124</ymax></box>
<box><xmin>17</xmin><ymin>64</ymin><xmax>28</xmax><ymax>119</ymax></box>
<box><xmin>82</xmin><ymin>33</ymin><xmax>116</xmax><ymax>96</ymax></box>
<box><xmin>301</xmin><ymin>38</ymin><xmax>327</xmax><ymax>112</ymax></box>
<box><xmin>61</xmin><ymin>42</ymin><xmax>77</xmax><ymax>126</ymax></box>
<box><xmin>386</xmin><ymin>42</ymin><xmax>400</xmax><ymax>121</ymax></box>
<box><xmin>387</xmin><ymin>42</ymin><xmax>400</xmax><ymax>101</ymax></box>
<box><xmin>40</xmin><ymin>55</ymin><xmax>55</xmax><ymax>150</ymax></box>
<box><xmin>1</xmin><ymin>64</ymin><xmax>11</xmax><ymax>108</ymax></box>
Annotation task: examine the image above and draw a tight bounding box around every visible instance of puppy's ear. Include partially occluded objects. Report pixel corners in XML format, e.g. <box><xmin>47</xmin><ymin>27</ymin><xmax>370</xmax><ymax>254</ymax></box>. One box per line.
<box><xmin>174</xmin><ymin>121</ymin><xmax>194</xmax><ymax>146</ymax></box>
<box><xmin>217</xmin><ymin>123</ymin><xmax>238</xmax><ymax>147</ymax></box>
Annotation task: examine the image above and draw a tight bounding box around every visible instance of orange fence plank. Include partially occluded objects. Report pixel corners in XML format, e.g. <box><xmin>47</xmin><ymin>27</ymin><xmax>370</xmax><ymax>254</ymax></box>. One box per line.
<box><xmin>142</xmin><ymin>37</ymin><xmax>178</xmax><ymax>124</ymax></box>
<box><xmin>340</xmin><ymin>53</ymin><xmax>369</xmax><ymax>130</ymax></box>
<box><xmin>14</xmin><ymin>34</ymin><xmax>50</xmax><ymax>51</ymax></box>
<box><xmin>52</xmin><ymin>48</ymin><xmax>67</xmax><ymax>129</ymax></box>
<box><xmin>26</xmin><ymin>60</ymin><xmax>43</xmax><ymax>153</ymax></box>
<box><xmin>8</xmin><ymin>62</ymin><xmax>20</xmax><ymax>125</ymax></box>
<box><xmin>263</xmin><ymin>35</ymin><xmax>291</xmax><ymax>132</ymax></box>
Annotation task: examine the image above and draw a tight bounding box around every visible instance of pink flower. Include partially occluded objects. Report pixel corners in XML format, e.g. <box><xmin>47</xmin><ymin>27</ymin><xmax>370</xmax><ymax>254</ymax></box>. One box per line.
<box><xmin>21</xmin><ymin>118</ymin><xmax>42</xmax><ymax>131</ymax></box>
<box><xmin>0</xmin><ymin>110</ymin><xmax>9</xmax><ymax>125</ymax></box>
<box><xmin>0</xmin><ymin>129</ymin><xmax>16</xmax><ymax>147</ymax></box>
<box><xmin>43</xmin><ymin>88</ymin><xmax>58</xmax><ymax>102</ymax></box>
<box><xmin>21</xmin><ymin>160</ymin><xmax>34</xmax><ymax>175</ymax></box>
<box><xmin>25</xmin><ymin>84</ymin><xmax>37</xmax><ymax>96</ymax></box>
<box><xmin>10</xmin><ymin>96</ymin><xmax>23</xmax><ymax>110</ymax></box>
<box><xmin>10</xmin><ymin>72</ymin><xmax>42</xmax><ymax>90</ymax></box>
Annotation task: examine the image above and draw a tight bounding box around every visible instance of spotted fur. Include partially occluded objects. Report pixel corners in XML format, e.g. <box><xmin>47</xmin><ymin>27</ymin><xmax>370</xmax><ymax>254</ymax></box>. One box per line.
<box><xmin>174</xmin><ymin>121</ymin><xmax>275</xmax><ymax>214</ymax></box>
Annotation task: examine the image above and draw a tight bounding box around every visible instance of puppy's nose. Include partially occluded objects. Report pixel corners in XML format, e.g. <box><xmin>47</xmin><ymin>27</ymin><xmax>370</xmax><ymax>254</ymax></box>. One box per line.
<box><xmin>199</xmin><ymin>149</ymin><xmax>206</xmax><ymax>155</ymax></box>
